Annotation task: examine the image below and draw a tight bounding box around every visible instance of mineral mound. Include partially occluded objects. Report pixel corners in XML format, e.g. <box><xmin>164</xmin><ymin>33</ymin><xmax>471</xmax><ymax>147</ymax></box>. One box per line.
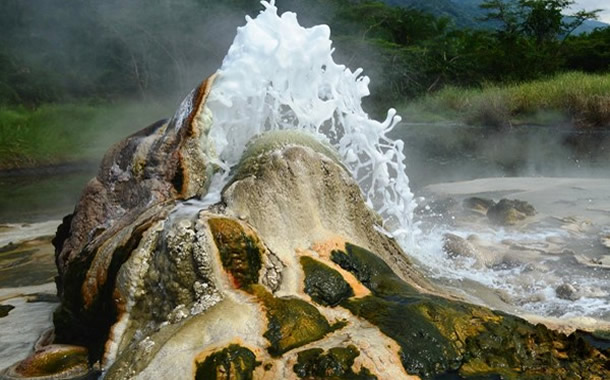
<box><xmin>2</xmin><ymin>77</ymin><xmax>609</xmax><ymax>380</ymax></box>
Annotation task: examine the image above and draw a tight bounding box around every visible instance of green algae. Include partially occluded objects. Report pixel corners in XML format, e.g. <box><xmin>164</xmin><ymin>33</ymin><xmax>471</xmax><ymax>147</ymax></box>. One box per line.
<box><xmin>208</xmin><ymin>218</ymin><xmax>262</xmax><ymax>289</ymax></box>
<box><xmin>591</xmin><ymin>329</ymin><xmax>610</xmax><ymax>345</ymax></box>
<box><xmin>294</xmin><ymin>345</ymin><xmax>377</xmax><ymax>379</ymax></box>
<box><xmin>229</xmin><ymin>130</ymin><xmax>345</xmax><ymax>185</ymax></box>
<box><xmin>300</xmin><ymin>256</ymin><xmax>354</xmax><ymax>307</ymax></box>
<box><xmin>195</xmin><ymin>344</ymin><xmax>260</xmax><ymax>380</ymax></box>
<box><xmin>14</xmin><ymin>346</ymin><xmax>89</xmax><ymax>377</ymax></box>
<box><xmin>331</xmin><ymin>242</ymin><xmax>418</xmax><ymax>298</ymax></box>
<box><xmin>251</xmin><ymin>285</ymin><xmax>342</xmax><ymax>357</ymax></box>
<box><xmin>342</xmin><ymin>296</ymin><xmax>460</xmax><ymax>378</ymax></box>
<box><xmin>457</xmin><ymin>318</ymin><xmax>610</xmax><ymax>379</ymax></box>
<box><xmin>330</xmin><ymin>242</ymin><xmax>610</xmax><ymax>379</ymax></box>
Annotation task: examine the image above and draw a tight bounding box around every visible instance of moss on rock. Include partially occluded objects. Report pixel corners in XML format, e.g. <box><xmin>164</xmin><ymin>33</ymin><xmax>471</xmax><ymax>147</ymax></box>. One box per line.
<box><xmin>300</xmin><ymin>256</ymin><xmax>354</xmax><ymax>307</ymax></box>
<box><xmin>331</xmin><ymin>242</ymin><xmax>610</xmax><ymax>379</ymax></box>
<box><xmin>331</xmin><ymin>243</ymin><xmax>418</xmax><ymax>298</ymax></box>
<box><xmin>251</xmin><ymin>285</ymin><xmax>342</xmax><ymax>357</ymax></box>
<box><xmin>294</xmin><ymin>345</ymin><xmax>377</xmax><ymax>379</ymax></box>
<box><xmin>195</xmin><ymin>344</ymin><xmax>260</xmax><ymax>380</ymax></box>
<box><xmin>208</xmin><ymin>218</ymin><xmax>263</xmax><ymax>289</ymax></box>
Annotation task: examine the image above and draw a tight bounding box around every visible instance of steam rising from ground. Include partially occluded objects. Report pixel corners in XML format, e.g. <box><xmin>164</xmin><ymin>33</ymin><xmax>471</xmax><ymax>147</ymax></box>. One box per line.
<box><xmin>202</xmin><ymin>1</ymin><xmax>418</xmax><ymax>247</ymax></box>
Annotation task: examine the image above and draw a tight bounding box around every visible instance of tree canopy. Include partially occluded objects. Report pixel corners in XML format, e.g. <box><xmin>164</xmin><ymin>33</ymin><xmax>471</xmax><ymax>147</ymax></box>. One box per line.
<box><xmin>0</xmin><ymin>0</ymin><xmax>607</xmax><ymax>107</ymax></box>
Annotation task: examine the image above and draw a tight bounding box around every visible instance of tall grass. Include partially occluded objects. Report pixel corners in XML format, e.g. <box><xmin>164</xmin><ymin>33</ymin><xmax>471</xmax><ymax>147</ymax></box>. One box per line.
<box><xmin>402</xmin><ymin>72</ymin><xmax>610</xmax><ymax>128</ymax></box>
<box><xmin>0</xmin><ymin>101</ymin><xmax>175</xmax><ymax>169</ymax></box>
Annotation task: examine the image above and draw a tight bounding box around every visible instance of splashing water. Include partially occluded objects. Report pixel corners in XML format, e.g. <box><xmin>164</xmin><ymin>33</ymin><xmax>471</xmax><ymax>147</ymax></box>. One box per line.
<box><xmin>198</xmin><ymin>0</ymin><xmax>418</xmax><ymax>247</ymax></box>
<box><xmin>170</xmin><ymin>1</ymin><xmax>610</xmax><ymax>322</ymax></box>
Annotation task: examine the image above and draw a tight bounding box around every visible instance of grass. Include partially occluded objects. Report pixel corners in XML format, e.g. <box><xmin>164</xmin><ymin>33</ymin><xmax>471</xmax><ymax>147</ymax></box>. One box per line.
<box><xmin>401</xmin><ymin>72</ymin><xmax>610</xmax><ymax>128</ymax></box>
<box><xmin>0</xmin><ymin>100</ymin><xmax>176</xmax><ymax>170</ymax></box>
<box><xmin>2</xmin><ymin>72</ymin><xmax>609</xmax><ymax>170</ymax></box>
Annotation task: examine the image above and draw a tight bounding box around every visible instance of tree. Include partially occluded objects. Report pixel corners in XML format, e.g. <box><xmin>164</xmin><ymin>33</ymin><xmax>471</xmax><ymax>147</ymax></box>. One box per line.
<box><xmin>479</xmin><ymin>0</ymin><xmax>520</xmax><ymax>37</ymax></box>
<box><xmin>480</xmin><ymin>0</ymin><xmax>600</xmax><ymax>44</ymax></box>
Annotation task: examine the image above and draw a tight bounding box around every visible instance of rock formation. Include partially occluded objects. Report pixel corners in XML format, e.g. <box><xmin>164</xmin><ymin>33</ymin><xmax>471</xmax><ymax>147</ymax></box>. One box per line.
<box><xmin>2</xmin><ymin>76</ymin><xmax>609</xmax><ymax>380</ymax></box>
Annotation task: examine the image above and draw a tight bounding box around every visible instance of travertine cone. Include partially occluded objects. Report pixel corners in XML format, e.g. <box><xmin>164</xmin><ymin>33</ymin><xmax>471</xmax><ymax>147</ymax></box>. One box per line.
<box><xmin>53</xmin><ymin>75</ymin><xmax>217</xmax><ymax>281</ymax></box>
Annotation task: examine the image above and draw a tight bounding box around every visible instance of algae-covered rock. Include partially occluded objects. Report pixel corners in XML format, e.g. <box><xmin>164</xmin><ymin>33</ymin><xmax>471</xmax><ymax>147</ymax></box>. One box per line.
<box><xmin>208</xmin><ymin>218</ymin><xmax>263</xmax><ymax>289</ymax></box>
<box><xmin>2</xmin><ymin>345</ymin><xmax>93</xmax><ymax>379</ymax></box>
<box><xmin>5</xmin><ymin>75</ymin><xmax>608</xmax><ymax>380</ymax></box>
<box><xmin>195</xmin><ymin>344</ymin><xmax>260</xmax><ymax>380</ymax></box>
<box><xmin>301</xmin><ymin>256</ymin><xmax>354</xmax><ymax>307</ymax></box>
<box><xmin>293</xmin><ymin>346</ymin><xmax>376</xmax><ymax>379</ymax></box>
<box><xmin>251</xmin><ymin>285</ymin><xmax>341</xmax><ymax>356</ymax></box>
<box><xmin>330</xmin><ymin>242</ymin><xmax>610</xmax><ymax>379</ymax></box>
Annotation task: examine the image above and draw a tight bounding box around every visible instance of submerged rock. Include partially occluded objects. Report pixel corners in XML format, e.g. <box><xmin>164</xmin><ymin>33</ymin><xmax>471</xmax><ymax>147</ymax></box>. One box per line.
<box><xmin>3</xmin><ymin>78</ymin><xmax>609</xmax><ymax>380</ymax></box>
<box><xmin>442</xmin><ymin>233</ymin><xmax>480</xmax><ymax>260</ymax></box>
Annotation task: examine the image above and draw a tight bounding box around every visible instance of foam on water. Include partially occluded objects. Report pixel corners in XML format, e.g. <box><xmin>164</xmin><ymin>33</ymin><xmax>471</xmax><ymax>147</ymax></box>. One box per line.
<box><xmin>200</xmin><ymin>0</ymin><xmax>418</xmax><ymax>247</ymax></box>
<box><xmin>415</xmin><ymin>225</ymin><xmax>610</xmax><ymax>320</ymax></box>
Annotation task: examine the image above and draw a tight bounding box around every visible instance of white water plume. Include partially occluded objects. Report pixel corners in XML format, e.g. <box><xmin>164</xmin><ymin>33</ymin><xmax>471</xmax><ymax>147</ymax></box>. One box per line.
<box><xmin>202</xmin><ymin>0</ymin><xmax>418</xmax><ymax>247</ymax></box>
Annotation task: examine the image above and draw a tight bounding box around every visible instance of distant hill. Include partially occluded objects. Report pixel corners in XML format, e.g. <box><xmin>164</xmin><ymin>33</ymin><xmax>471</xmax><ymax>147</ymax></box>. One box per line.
<box><xmin>381</xmin><ymin>0</ymin><xmax>608</xmax><ymax>33</ymax></box>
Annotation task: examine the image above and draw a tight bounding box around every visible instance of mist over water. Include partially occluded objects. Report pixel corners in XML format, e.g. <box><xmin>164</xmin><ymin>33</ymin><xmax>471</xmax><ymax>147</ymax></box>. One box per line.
<box><xmin>395</xmin><ymin>122</ymin><xmax>610</xmax><ymax>189</ymax></box>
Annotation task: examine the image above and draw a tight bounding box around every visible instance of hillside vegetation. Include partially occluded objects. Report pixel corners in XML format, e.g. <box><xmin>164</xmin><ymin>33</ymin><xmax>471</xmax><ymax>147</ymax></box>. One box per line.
<box><xmin>0</xmin><ymin>102</ymin><xmax>173</xmax><ymax>169</ymax></box>
<box><xmin>402</xmin><ymin>72</ymin><xmax>610</xmax><ymax>128</ymax></box>
<box><xmin>381</xmin><ymin>0</ymin><xmax>607</xmax><ymax>32</ymax></box>
<box><xmin>0</xmin><ymin>0</ymin><xmax>608</xmax><ymax>169</ymax></box>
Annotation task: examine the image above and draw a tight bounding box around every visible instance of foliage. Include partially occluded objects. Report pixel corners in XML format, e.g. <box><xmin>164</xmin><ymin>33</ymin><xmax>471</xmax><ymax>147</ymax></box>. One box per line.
<box><xmin>0</xmin><ymin>0</ymin><xmax>606</xmax><ymax>108</ymax></box>
<box><xmin>0</xmin><ymin>0</ymin><xmax>608</xmax><ymax>168</ymax></box>
<box><xmin>402</xmin><ymin>72</ymin><xmax>610</xmax><ymax>128</ymax></box>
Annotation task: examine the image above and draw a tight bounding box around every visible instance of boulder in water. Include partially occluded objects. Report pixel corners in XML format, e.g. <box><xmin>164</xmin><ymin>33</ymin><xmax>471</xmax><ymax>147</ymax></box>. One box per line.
<box><xmin>462</xmin><ymin>197</ymin><xmax>496</xmax><ymax>215</ymax></box>
<box><xmin>556</xmin><ymin>283</ymin><xmax>581</xmax><ymax>301</ymax></box>
<box><xmin>487</xmin><ymin>198</ymin><xmax>536</xmax><ymax>225</ymax></box>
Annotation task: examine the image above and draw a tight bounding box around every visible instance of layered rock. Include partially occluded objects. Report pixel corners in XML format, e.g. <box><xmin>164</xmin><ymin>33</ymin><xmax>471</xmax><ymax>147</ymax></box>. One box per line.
<box><xmin>3</xmin><ymin>77</ymin><xmax>609</xmax><ymax>380</ymax></box>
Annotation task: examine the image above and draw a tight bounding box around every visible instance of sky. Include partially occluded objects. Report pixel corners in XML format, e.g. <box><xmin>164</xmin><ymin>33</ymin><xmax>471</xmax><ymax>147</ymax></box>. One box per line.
<box><xmin>571</xmin><ymin>0</ymin><xmax>610</xmax><ymax>24</ymax></box>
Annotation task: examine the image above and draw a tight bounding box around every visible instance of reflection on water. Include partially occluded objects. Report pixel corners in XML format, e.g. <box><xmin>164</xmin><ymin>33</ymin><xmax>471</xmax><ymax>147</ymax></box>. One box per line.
<box><xmin>0</xmin><ymin>235</ymin><xmax>56</xmax><ymax>288</ymax></box>
<box><xmin>0</xmin><ymin>165</ymin><xmax>95</xmax><ymax>223</ymax></box>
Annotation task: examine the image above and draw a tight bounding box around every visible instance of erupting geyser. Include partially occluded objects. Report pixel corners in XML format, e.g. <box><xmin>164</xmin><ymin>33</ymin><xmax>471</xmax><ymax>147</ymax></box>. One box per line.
<box><xmin>180</xmin><ymin>0</ymin><xmax>418</xmax><ymax>248</ymax></box>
